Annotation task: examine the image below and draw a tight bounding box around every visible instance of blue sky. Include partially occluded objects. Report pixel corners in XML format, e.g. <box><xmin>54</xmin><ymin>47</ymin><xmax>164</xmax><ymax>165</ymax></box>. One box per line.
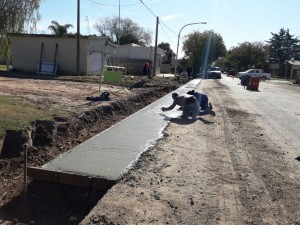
<box><xmin>37</xmin><ymin>0</ymin><xmax>299</xmax><ymax>57</ymax></box>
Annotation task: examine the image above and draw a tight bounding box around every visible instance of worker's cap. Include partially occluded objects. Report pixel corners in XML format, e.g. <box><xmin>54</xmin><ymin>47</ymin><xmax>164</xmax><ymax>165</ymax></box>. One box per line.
<box><xmin>172</xmin><ymin>93</ymin><xmax>178</xmax><ymax>98</ymax></box>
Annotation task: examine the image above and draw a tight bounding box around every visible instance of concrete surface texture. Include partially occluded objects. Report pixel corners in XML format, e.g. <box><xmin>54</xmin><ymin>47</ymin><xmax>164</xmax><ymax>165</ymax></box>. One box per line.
<box><xmin>35</xmin><ymin>79</ymin><xmax>201</xmax><ymax>181</ymax></box>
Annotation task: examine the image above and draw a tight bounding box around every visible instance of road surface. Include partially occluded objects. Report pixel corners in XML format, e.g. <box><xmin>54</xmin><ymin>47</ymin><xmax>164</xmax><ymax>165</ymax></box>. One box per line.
<box><xmin>81</xmin><ymin>75</ymin><xmax>299</xmax><ymax>225</ymax></box>
<box><xmin>81</xmin><ymin>76</ymin><xmax>300</xmax><ymax>225</ymax></box>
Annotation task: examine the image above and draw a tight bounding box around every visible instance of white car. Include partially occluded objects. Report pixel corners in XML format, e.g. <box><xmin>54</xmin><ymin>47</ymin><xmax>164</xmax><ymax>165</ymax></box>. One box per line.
<box><xmin>237</xmin><ymin>69</ymin><xmax>271</xmax><ymax>80</ymax></box>
<box><xmin>207</xmin><ymin>67</ymin><xmax>222</xmax><ymax>79</ymax></box>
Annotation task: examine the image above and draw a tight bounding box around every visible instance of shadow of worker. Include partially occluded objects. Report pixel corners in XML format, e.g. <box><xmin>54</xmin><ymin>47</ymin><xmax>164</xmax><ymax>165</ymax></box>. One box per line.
<box><xmin>170</xmin><ymin>116</ymin><xmax>215</xmax><ymax>125</ymax></box>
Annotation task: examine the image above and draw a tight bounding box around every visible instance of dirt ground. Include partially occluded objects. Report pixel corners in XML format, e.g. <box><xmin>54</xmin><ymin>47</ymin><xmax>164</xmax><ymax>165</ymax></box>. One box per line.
<box><xmin>0</xmin><ymin>74</ymin><xmax>179</xmax><ymax>225</ymax></box>
<box><xmin>80</xmin><ymin>79</ymin><xmax>300</xmax><ymax>225</ymax></box>
<box><xmin>0</xmin><ymin>75</ymin><xmax>300</xmax><ymax>225</ymax></box>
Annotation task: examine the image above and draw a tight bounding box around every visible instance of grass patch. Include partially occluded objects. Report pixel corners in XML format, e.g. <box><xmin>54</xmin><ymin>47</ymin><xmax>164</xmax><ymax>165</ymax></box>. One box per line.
<box><xmin>0</xmin><ymin>65</ymin><xmax>8</xmax><ymax>71</ymax></box>
<box><xmin>0</xmin><ymin>64</ymin><xmax>12</xmax><ymax>71</ymax></box>
<box><xmin>0</xmin><ymin>95</ymin><xmax>66</xmax><ymax>138</ymax></box>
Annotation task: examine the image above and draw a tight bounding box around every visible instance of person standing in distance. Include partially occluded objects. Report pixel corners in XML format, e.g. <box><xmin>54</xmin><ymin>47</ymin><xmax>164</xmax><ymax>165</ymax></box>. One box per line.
<box><xmin>143</xmin><ymin>60</ymin><xmax>151</xmax><ymax>79</ymax></box>
<box><xmin>186</xmin><ymin>65</ymin><xmax>193</xmax><ymax>79</ymax></box>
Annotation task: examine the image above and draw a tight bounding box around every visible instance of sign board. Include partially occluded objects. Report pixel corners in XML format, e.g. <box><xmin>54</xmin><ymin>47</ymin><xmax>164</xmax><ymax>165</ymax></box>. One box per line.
<box><xmin>103</xmin><ymin>71</ymin><xmax>123</xmax><ymax>82</ymax></box>
<box><xmin>37</xmin><ymin>62</ymin><xmax>57</xmax><ymax>75</ymax></box>
<box><xmin>102</xmin><ymin>65</ymin><xmax>126</xmax><ymax>82</ymax></box>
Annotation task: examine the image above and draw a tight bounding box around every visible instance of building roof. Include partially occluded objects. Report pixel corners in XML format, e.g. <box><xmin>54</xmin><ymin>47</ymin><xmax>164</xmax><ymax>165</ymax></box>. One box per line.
<box><xmin>8</xmin><ymin>33</ymin><xmax>117</xmax><ymax>48</ymax></box>
<box><xmin>8</xmin><ymin>33</ymin><xmax>89</xmax><ymax>39</ymax></box>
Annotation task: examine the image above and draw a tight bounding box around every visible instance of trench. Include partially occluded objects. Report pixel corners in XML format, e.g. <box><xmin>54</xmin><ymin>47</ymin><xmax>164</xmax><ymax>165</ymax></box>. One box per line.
<box><xmin>0</xmin><ymin>85</ymin><xmax>177</xmax><ymax>225</ymax></box>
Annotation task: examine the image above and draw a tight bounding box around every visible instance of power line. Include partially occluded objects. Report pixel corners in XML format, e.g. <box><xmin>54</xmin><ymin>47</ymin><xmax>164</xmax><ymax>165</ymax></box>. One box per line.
<box><xmin>87</xmin><ymin>0</ymin><xmax>180</xmax><ymax>48</ymax></box>
<box><xmin>139</xmin><ymin>0</ymin><xmax>177</xmax><ymax>37</ymax></box>
<box><xmin>159</xmin><ymin>23</ymin><xmax>176</xmax><ymax>47</ymax></box>
<box><xmin>139</xmin><ymin>0</ymin><xmax>157</xmax><ymax>18</ymax></box>
<box><xmin>159</xmin><ymin>21</ymin><xmax>177</xmax><ymax>37</ymax></box>
<box><xmin>86</xmin><ymin>0</ymin><xmax>141</xmax><ymax>6</ymax></box>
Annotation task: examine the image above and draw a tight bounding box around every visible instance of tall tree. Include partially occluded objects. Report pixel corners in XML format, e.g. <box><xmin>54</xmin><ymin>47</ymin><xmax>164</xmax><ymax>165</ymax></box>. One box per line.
<box><xmin>94</xmin><ymin>16</ymin><xmax>152</xmax><ymax>46</ymax></box>
<box><xmin>222</xmin><ymin>41</ymin><xmax>268</xmax><ymax>71</ymax></box>
<box><xmin>267</xmin><ymin>28</ymin><xmax>300</xmax><ymax>63</ymax></box>
<box><xmin>182</xmin><ymin>30</ymin><xmax>226</xmax><ymax>74</ymax></box>
<box><xmin>0</xmin><ymin>0</ymin><xmax>41</xmax><ymax>61</ymax></box>
<box><xmin>158</xmin><ymin>42</ymin><xmax>174</xmax><ymax>64</ymax></box>
<box><xmin>48</xmin><ymin>20</ymin><xmax>74</xmax><ymax>35</ymax></box>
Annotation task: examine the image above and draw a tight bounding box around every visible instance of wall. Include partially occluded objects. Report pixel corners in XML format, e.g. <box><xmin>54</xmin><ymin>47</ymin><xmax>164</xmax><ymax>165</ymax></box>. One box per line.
<box><xmin>86</xmin><ymin>36</ymin><xmax>116</xmax><ymax>74</ymax></box>
<box><xmin>111</xmin><ymin>58</ymin><xmax>162</xmax><ymax>76</ymax></box>
<box><xmin>9</xmin><ymin>34</ymin><xmax>88</xmax><ymax>74</ymax></box>
<box><xmin>160</xmin><ymin>64</ymin><xmax>171</xmax><ymax>73</ymax></box>
<box><xmin>112</xmin><ymin>58</ymin><xmax>146</xmax><ymax>75</ymax></box>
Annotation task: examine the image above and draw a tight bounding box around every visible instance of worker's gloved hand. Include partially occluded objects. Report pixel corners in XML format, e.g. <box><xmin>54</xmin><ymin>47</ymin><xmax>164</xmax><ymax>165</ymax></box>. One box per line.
<box><xmin>161</xmin><ymin>107</ymin><xmax>167</xmax><ymax>112</ymax></box>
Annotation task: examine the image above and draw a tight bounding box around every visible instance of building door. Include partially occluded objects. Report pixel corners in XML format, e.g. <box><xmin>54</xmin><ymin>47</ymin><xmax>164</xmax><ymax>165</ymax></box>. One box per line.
<box><xmin>88</xmin><ymin>51</ymin><xmax>103</xmax><ymax>74</ymax></box>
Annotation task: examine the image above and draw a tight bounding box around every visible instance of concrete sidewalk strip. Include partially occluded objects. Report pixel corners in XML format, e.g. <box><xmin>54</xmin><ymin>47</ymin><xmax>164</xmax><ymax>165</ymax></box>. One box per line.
<box><xmin>27</xmin><ymin>79</ymin><xmax>201</xmax><ymax>187</ymax></box>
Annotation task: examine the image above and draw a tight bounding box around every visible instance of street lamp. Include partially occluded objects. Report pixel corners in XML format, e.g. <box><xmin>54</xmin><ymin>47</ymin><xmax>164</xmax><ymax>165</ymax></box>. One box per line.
<box><xmin>174</xmin><ymin>22</ymin><xmax>207</xmax><ymax>76</ymax></box>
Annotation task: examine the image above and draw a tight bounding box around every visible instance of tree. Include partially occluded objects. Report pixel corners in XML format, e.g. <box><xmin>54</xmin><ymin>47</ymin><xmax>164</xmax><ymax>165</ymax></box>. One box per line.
<box><xmin>94</xmin><ymin>16</ymin><xmax>152</xmax><ymax>46</ymax></box>
<box><xmin>0</xmin><ymin>0</ymin><xmax>41</xmax><ymax>62</ymax></box>
<box><xmin>222</xmin><ymin>41</ymin><xmax>268</xmax><ymax>71</ymax></box>
<box><xmin>267</xmin><ymin>28</ymin><xmax>300</xmax><ymax>63</ymax></box>
<box><xmin>158</xmin><ymin>42</ymin><xmax>174</xmax><ymax>64</ymax></box>
<box><xmin>48</xmin><ymin>20</ymin><xmax>73</xmax><ymax>35</ymax></box>
<box><xmin>182</xmin><ymin>30</ymin><xmax>226</xmax><ymax>74</ymax></box>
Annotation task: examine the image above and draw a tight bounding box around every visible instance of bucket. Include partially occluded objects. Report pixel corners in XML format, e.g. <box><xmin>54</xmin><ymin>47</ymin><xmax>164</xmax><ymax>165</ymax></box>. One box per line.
<box><xmin>248</xmin><ymin>76</ymin><xmax>260</xmax><ymax>91</ymax></box>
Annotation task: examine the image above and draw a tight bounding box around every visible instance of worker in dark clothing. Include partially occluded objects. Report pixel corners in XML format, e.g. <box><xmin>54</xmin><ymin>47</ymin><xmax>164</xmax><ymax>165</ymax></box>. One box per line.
<box><xmin>161</xmin><ymin>93</ymin><xmax>200</xmax><ymax>120</ymax></box>
<box><xmin>187</xmin><ymin>90</ymin><xmax>213</xmax><ymax>115</ymax></box>
<box><xmin>186</xmin><ymin>65</ymin><xmax>193</xmax><ymax>79</ymax></box>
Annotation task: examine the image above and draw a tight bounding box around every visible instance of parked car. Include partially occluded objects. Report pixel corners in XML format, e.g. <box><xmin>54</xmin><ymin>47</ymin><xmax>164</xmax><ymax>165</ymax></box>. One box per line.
<box><xmin>237</xmin><ymin>69</ymin><xmax>271</xmax><ymax>80</ymax></box>
<box><xmin>207</xmin><ymin>67</ymin><xmax>222</xmax><ymax>79</ymax></box>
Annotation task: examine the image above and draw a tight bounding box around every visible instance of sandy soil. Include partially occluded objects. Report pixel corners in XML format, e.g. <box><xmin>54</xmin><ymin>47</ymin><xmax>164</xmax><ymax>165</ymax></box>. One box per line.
<box><xmin>80</xmin><ymin>79</ymin><xmax>300</xmax><ymax>225</ymax></box>
<box><xmin>0</xmin><ymin>75</ymin><xmax>300</xmax><ymax>225</ymax></box>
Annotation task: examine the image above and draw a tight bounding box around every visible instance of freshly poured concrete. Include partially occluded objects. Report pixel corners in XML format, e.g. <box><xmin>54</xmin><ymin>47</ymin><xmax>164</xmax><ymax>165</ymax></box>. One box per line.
<box><xmin>28</xmin><ymin>79</ymin><xmax>201</xmax><ymax>184</ymax></box>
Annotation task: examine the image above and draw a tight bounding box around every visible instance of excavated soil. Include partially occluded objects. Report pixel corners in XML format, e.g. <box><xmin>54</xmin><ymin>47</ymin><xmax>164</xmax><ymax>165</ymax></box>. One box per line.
<box><xmin>0</xmin><ymin>74</ymin><xmax>180</xmax><ymax>225</ymax></box>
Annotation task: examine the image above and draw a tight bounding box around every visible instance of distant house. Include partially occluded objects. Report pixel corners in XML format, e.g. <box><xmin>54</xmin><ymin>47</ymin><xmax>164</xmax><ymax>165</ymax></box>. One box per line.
<box><xmin>8</xmin><ymin>33</ymin><xmax>117</xmax><ymax>75</ymax></box>
<box><xmin>269</xmin><ymin>60</ymin><xmax>300</xmax><ymax>79</ymax></box>
<box><xmin>113</xmin><ymin>43</ymin><xmax>165</xmax><ymax>75</ymax></box>
<box><xmin>287</xmin><ymin>60</ymin><xmax>300</xmax><ymax>78</ymax></box>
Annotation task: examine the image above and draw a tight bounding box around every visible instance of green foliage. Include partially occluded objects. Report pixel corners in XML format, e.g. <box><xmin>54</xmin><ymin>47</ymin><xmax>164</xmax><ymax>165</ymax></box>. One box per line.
<box><xmin>48</xmin><ymin>20</ymin><xmax>74</xmax><ymax>35</ymax></box>
<box><xmin>267</xmin><ymin>28</ymin><xmax>300</xmax><ymax>63</ymax></box>
<box><xmin>182</xmin><ymin>30</ymin><xmax>226</xmax><ymax>74</ymax></box>
<box><xmin>0</xmin><ymin>37</ymin><xmax>10</xmax><ymax>62</ymax></box>
<box><xmin>0</xmin><ymin>64</ymin><xmax>11</xmax><ymax>71</ymax></box>
<box><xmin>94</xmin><ymin>16</ymin><xmax>152</xmax><ymax>46</ymax></box>
<box><xmin>222</xmin><ymin>42</ymin><xmax>268</xmax><ymax>71</ymax></box>
<box><xmin>158</xmin><ymin>42</ymin><xmax>174</xmax><ymax>64</ymax></box>
<box><xmin>0</xmin><ymin>0</ymin><xmax>41</xmax><ymax>61</ymax></box>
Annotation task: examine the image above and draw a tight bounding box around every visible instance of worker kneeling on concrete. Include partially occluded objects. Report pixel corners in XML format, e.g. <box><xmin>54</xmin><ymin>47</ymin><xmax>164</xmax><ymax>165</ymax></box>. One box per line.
<box><xmin>161</xmin><ymin>93</ymin><xmax>200</xmax><ymax>120</ymax></box>
<box><xmin>187</xmin><ymin>90</ymin><xmax>213</xmax><ymax>115</ymax></box>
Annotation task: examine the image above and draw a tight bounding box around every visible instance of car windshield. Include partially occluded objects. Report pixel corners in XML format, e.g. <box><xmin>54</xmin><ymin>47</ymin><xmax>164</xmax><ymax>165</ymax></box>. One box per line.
<box><xmin>210</xmin><ymin>67</ymin><xmax>220</xmax><ymax>71</ymax></box>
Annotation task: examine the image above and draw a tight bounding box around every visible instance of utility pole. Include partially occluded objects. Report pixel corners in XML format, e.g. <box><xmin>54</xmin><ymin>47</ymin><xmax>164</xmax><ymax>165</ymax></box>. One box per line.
<box><xmin>152</xmin><ymin>17</ymin><xmax>159</xmax><ymax>77</ymax></box>
<box><xmin>76</xmin><ymin>0</ymin><xmax>80</xmax><ymax>75</ymax></box>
